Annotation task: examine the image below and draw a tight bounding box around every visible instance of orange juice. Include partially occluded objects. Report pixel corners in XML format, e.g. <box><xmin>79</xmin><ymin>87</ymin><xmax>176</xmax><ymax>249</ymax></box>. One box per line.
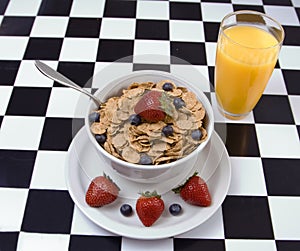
<box><xmin>215</xmin><ymin>25</ymin><xmax>280</xmax><ymax>117</ymax></box>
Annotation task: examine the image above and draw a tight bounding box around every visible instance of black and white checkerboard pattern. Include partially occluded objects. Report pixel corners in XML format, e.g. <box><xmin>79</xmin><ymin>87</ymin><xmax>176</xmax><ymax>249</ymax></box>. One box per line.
<box><xmin>0</xmin><ymin>0</ymin><xmax>299</xmax><ymax>250</ymax></box>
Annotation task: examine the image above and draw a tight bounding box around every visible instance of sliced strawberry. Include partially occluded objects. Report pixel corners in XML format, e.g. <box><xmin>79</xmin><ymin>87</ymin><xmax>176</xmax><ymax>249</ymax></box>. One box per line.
<box><xmin>136</xmin><ymin>191</ymin><xmax>165</xmax><ymax>227</ymax></box>
<box><xmin>85</xmin><ymin>173</ymin><xmax>120</xmax><ymax>207</ymax></box>
<box><xmin>172</xmin><ymin>172</ymin><xmax>211</xmax><ymax>207</ymax></box>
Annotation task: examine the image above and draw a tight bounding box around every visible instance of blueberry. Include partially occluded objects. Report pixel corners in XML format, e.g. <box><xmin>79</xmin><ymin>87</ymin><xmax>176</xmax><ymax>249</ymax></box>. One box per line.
<box><xmin>89</xmin><ymin>112</ymin><xmax>100</xmax><ymax>123</ymax></box>
<box><xmin>169</xmin><ymin>203</ymin><xmax>182</xmax><ymax>216</ymax></box>
<box><xmin>95</xmin><ymin>133</ymin><xmax>107</xmax><ymax>144</ymax></box>
<box><xmin>139</xmin><ymin>154</ymin><xmax>152</xmax><ymax>165</ymax></box>
<box><xmin>120</xmin><ymin>204</ymin><xmax>133</xmax><ymax>217</ymax></box>
<box><xmin>173</xmin><ymin>97</ymin><xmax>186</xmax><ymax>109</ymax></box>
<box><xmin>129</xmin><ymin>114</ymin><xmax>142</xmax><ymax>126</ymax></box>
<box><xmin>162</xmin><ymin>125</ymin><xmax>174</xmax><ymax>137</ymax></box>
<box><xmin>191</xmin><ymin>129</ymin><xmax>202</xmax><ymax>141</ymax></box>
<box><xmin>162</xmin><ymin>82</ymin><xmax>174</xmax><ymax>91</ymax></box>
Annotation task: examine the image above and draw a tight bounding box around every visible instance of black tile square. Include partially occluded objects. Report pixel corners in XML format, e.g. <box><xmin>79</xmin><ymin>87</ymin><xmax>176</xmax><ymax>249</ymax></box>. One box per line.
<box><xmin>170</xmin><ymin>2</ymin><xmax>202</xmax><ymax>21</ymax></box>
<box><xmin>203</xmin><ymin>22</ymin><xmax>220</xmax><ymax>42</ymax></box>
<box><xmin>297</xmin><ymin>125</ymin><xmax>300</xmax><ymax>140</ymax></box>
<box><xmin>263</xmin><ymin>0</ymin><xmax>292</xmax><ymax>6</ymax></box>
<box><xmin>0</xmin><ymin>116</ymin><xmax>2</xmax><ymax>128</ymax></box>
<box><xmin>66</xmin><ymin>18</ymin><xmax>101</xmax><ymax>38</ymax></box>
<box><xmin>69</xmin><ymin>236</ymin><xmax>122</xmax><ymax>251</ymax></box>
<box><xmin>55</xmin><ymin>62</ymin><xmax>95</xmax><ymax>88</ymax></box>
<box><xmin>103</xmin><ymin>0</ymin><xmax>136</xmax><ymax>18</ymax></box>
<box><xmin>0</xmin><ymin>0</ymin><xmax>9</xmax><ymax>14</ymax></box>
<box><xmin>133</xmin><ymin>63</ymin><xmax>170</xmax><ymax>72</ymax></box>
<box><xmin>171</xmin><ymin>42</ymin><xmax>207</xmax><ymax>65</ymax></box>
<box><xmin>222</xmin><ymin>196</ymin><xmax>274</xmax><ymax>239</ymax></box>
<box><xmin>233</xmin><ymin>4</ymin><xmax>265</xmax><ymax>13</ymax></box>
<box><xmin>6</xmin><ymin>87</ymin><xmax>51</xmax><ymax>116</ymax></box>
<box><xmin>0</xmin><ymin>60</ymin><xmax>21</xmax><ymax>86</ymax></box>
<box><xmin>262</xmin><ymin>158</ymin><xmax>300</xmax><ymax>196</ymax></box>
<box><xmin>24</xmin><ymin>38</ymin><xmax>63</xmax><ymax>60</ymax></box>
<box><xmin>136</xmin><ymin>20</ymin><xmax>169</xmax><ymax>40</ymax></box>
<box><xmin>282</xmin><ymin>70</ymin><xmax>300</xmax><ymax>95</ymax></box>
<box><xmin>22</xmin><ymin>189</ymin><xmax>74</xmax><ymax>234</ymax></box>
<box><xmin>39</xmin><ymin>118</ymin><xmax>84</xmax><ymax>151</ymax></box>
<box><xmin>208</xmin><ymin>66</ymin><xmax>215</xmax><ymax>88</ymax></box>
<box><xmin>276</xmin><ymin>240</ymin><xmax>300</xmax><ymax>251</ymax></box>
<box><xmin>282</xmin><ymin>26</ymin><xmax>300</xmax><ymax>46</ymax></box>
<box><xmin>223</xmin><ymin>123</ymin><xmax>260</xmax><ymax>157</ymax></box>
<box><xmin>38</xmin><ymin>0</ymin><xmax>73</xmax><ymax>16</ymax></box>
<box><xmin>97</xmin><ymin>39</ymin><xmax>134</xmax><ymax>62</ymax></box>
<box><xmin>0</xmin><ymin>232</ymin><xmax>19</xmax><ymax>251</ymax></box>
<box><xmin>0</xmin><ymin>150</ymin><xmax>36</xmax><ymax>188</ymax></box>
<box><xmin>174</xmin><ymin>239</ymin><xmax>225</xmax><ymax>251</ymax></box>
<box><xmin>253</xmin><ymin>95</ymin><xmax>294</xmax><ymax>124</ymax></box>
<box><xmin>0</xmin><ymin>17</ymin><xmax>35</xmax><ymax>36</ymax></box>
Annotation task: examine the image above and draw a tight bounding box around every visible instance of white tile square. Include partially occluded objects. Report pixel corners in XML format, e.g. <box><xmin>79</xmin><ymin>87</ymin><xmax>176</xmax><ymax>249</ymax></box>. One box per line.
<box><xmin>225</xmin><ymin>239</ymin><xmax>277</xmax><ymax>251</ymax></box>
<box><xmin>0</xmin><ymin>37</ymin><xmax>28</xmax><ymax>60</ymax></box>
<box><xmin>264</xmin><ymin>69</ymin><xmax>288</xmax><ymax>95</ymax></box>
<box><xmin>15</xmin><ymin>60</ymin><xmax>58</xmax><ymax>87</ymax></box>
<box><xmin>0</xmin><ymin>188</ymin><xmax>28</xmax><ymax>231</ymax></box>
<box><xmin>269</xmin><ymin>196</ymin><xmax>300</xmax><ymax>240</ymax></box>
<box><xmin>17</xmin><ymin>232</ymin><xmax>69</xmax><ymax>251</ymax></box>
<box><xmin>170</xmin><ymin>20</ymin><xmax>204</xmax><ymax>42</ymax></box>
<box><xmin>136</xmin><ymin>0</ymin><xmax>169</xmax><ymax>20</ymax></box>
<box><xmin>92</xmin><ymin>62</ymin><xmax>133</xmax><ymax>89</ymax></box>
<box><xmin>100</xmin><ymin>18</ymin><xmax>136</xmax><ymax>40</ymax></box>
<box><xmin>70</xmin><ymin>0</ymin><xmax>105</xmax><ymax>17</ymax></box>
<box><xmin>291</xmin><ymin>0</ymin><xmax>300</xmax><ymax>7</ymax></box>
<box><xmin>279</xmin><ymin>46</ymin><xmax>300</xmax><ymax>70</ymax></box>
<box><xmin>71</xmin><ymin>206</ymin><xmax>116</xmax><ymax>236</ymax></box>
<box><xmin>228</xmin><ymin>157</ymin><xmax>267</xmax><ymax>196</ymax></box>
<box><xmin>5</xmin><ymin>0</ymin><xmax>41</xmax><ymax>16</ymax></box>
<box><xmin>46</xmin><ymin>87</ymin><xmax>89</xmax><ymax>118</ymax></box>
<box><xmin>30</xmin><ymin>151</ymin><xmax>67</xmax><ymax>190</ymax></box>
<box><xmin>133</xmin><ymin>40</ymin><xmax>170</xmax><ymax>64</ymax></box>
<box><xmin>205</xmin><ymin>42</ymin><xmax>217</xmax><ymax>66</ymax></box>
<box><xmin>256</xmin><ymin>124</ymin><xmax>300</xmax><ymax>158</ymax></box>
<box><xmin>210</xmin><ymin>93</ymin><xmax>255</xmax><ymax>124</ymax></box>
<box><xmin>175</xmin><ymin>208</ymin><xmax>224</xmax><ymax>239</ymax></box>
<box><xmin>59</xmin><ymin>38</ymin><xmax>98</xmax><ymax>62</ymax></box>
<box><xmin>201</xmin><ymin>3</ymin><xmax>233</xmax><ymax>22</ymax></box>
<box><xmin>264</xmin><ymin>6</ymin><xmax>299</xmax><ymax>26</ymax></box>
<box><xmin>30</xmin><ymin>17</ymin><xmax>69</xmax><ymax>37</ymax></box>
<box><xmin>231</xmin><ymin>0</ymin><xmax>263</xmax><ymax>4</ymax></box>
<box><xmin>289</xmin><ymin>95</ymin><xmax>300</xmax><ymax>125</ymax></box>
<box><xmin>0</xmin><ymin>86</ymin><xmax>13</xmax><ymax>115</ymax></box>
<box><xmin>170</xmin><ymin>65</ymin><xmax>211</xmax><ymax>92</ymax></box>
<box><xmin>0</xmin><ymin>116</ymin><xmax>44</xmax><ymax>150</ymax></box>
<box><xmin>121</xmin><ymin>237</ymin><xmax>173</xmax><ymax>251</ymax></box>
<box><xmin>170</xmin><ymin>0</ymin><xmax>200</xmax><ymax>2</ymax></box>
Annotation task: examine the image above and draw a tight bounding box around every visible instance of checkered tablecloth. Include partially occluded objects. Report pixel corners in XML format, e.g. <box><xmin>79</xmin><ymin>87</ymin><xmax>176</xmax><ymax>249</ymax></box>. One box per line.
<box><xmin>0</xmin><ymin>0</ymin><xmax>299</xmax><ymax>250</ymax></box>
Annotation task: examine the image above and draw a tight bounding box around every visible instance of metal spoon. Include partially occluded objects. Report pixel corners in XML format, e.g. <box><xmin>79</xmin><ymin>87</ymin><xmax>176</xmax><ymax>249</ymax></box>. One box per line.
<box><xmin>34</xmin><ymin>60</ymin><xmax>103</xmax><ymax>108</ymax></box>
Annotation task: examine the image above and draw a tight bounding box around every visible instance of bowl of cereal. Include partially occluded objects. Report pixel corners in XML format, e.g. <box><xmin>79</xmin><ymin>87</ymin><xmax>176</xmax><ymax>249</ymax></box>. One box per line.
<box><xmin>85</xmin><ymin>70</ymin><xmax>214</xmax><ymax>183</ymax></box>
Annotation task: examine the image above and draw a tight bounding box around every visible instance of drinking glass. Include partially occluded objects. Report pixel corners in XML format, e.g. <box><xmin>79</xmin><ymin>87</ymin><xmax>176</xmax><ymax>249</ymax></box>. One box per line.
<box><xmin>215</xmin><ymin>10</ymin><xmax>284</xmax><ymax>119</ymax></box>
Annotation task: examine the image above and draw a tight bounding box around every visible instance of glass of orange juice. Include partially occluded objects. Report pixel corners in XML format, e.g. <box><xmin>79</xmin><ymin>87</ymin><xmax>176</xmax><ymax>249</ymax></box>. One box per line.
<box><xmin>215</xmin><ymin>10</ymin><xmax>284</xmax><ymax>120</ymax></box>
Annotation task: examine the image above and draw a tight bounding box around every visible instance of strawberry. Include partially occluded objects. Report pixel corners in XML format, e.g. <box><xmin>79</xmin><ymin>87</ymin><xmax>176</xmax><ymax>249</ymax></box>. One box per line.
<box><xmin>136</xmin><ymin>191</ymin><xmax>165</xmax><ymax>227</ymax></box>
<box><xmin>134</xmin><ymin>90</ymin><xmax>174</xmax><ymax>123</ymax></box>
<box><xmin>85</xmin><ymin>173</ymin><xmax>120</xmax><ymax>207</ymax></box>
<box><xmin>172</xmin><ymin>172</ymin><xmax>211</xmax><ymax>207</ymax></box>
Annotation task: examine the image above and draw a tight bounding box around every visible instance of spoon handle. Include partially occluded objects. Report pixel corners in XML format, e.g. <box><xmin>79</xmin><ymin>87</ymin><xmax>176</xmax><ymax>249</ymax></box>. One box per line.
<box><xmin>34</xmin><ymin>60</ymin><xmax>102</xmax><ymax>107</ymax></box>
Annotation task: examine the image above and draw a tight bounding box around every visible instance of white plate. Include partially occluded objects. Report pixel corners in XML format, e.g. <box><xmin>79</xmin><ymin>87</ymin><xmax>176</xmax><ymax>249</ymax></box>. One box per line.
<box><xmin>65</xmin><ymin>127</ymin><xmax>231</xmax><ymax>240</ymax></box>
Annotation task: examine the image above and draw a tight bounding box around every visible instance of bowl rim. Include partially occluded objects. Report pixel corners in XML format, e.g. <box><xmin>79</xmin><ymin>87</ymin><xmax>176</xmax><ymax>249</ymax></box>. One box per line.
<box><xmin>85</xmin><ymin>70</ymin><xmax>214</xmax><ymax>170</ymax></box>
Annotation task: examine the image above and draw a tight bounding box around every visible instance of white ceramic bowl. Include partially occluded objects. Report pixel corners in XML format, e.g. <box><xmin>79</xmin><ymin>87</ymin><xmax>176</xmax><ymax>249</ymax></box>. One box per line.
<box><xmin>85</xmin><ymin>70</ymin><xmax>214</xmax><ymax>183</ymax></box>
